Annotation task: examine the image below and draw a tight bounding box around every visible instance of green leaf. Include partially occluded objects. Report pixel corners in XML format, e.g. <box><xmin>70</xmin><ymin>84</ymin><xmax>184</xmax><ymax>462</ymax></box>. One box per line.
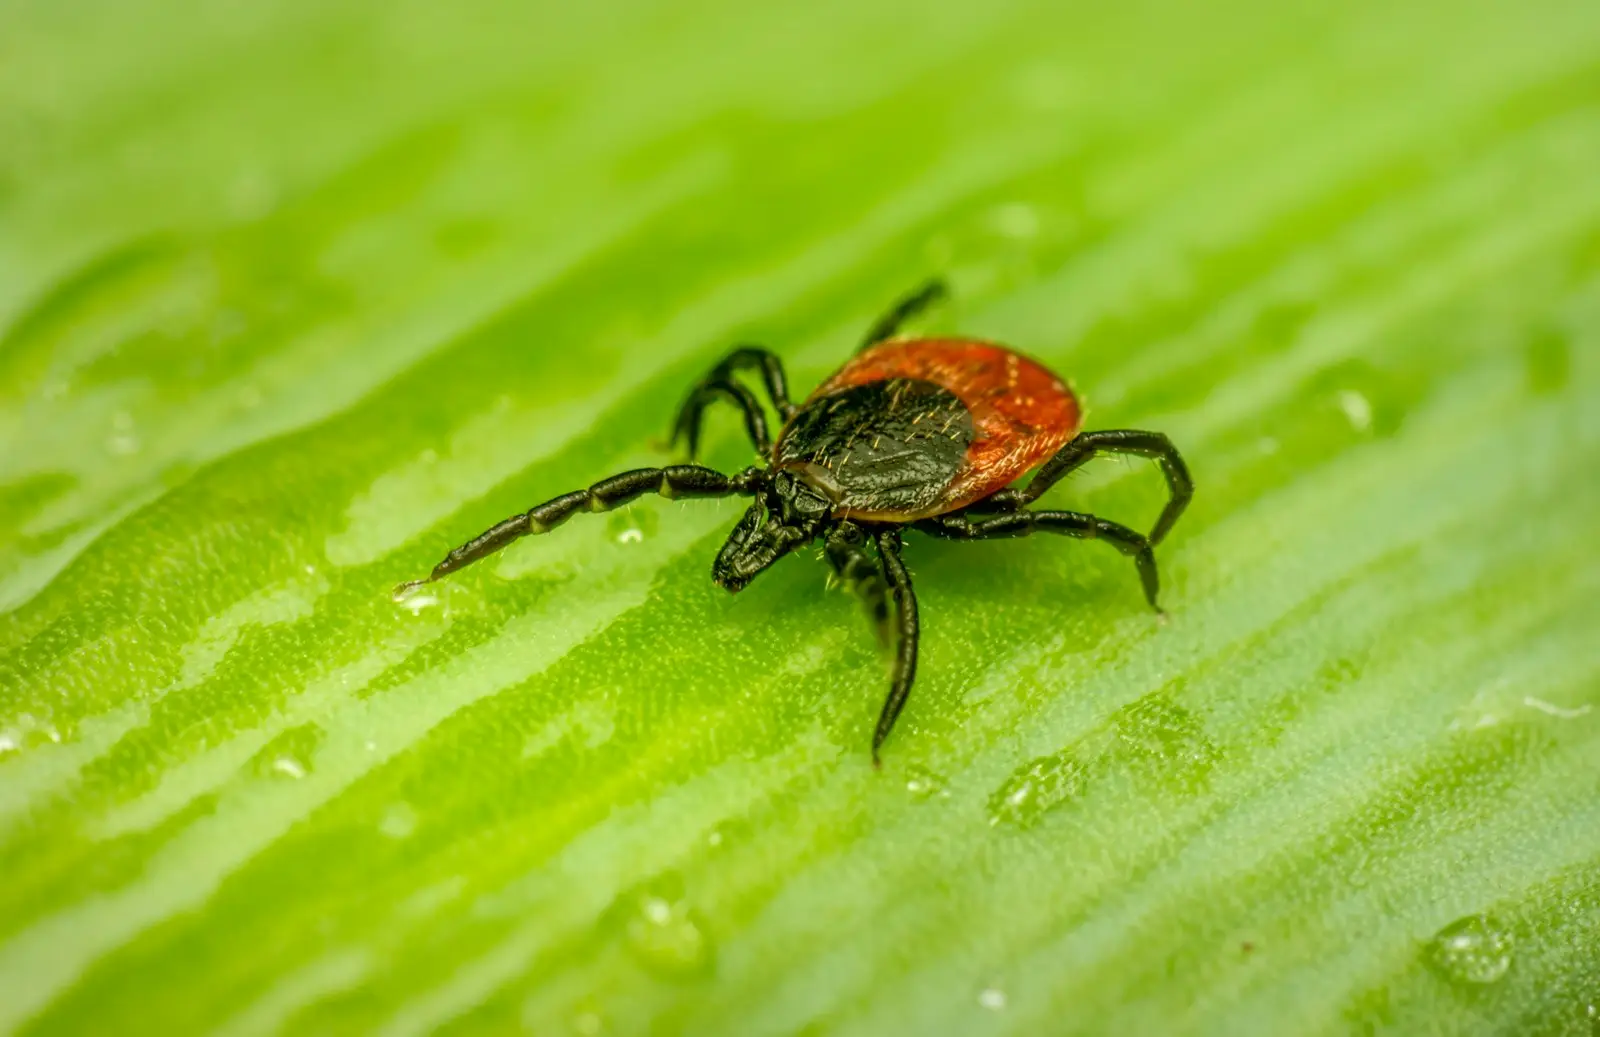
<box><xmin>3</xmin><ymin>2</ymin><xmax>1599</xmax><ymax>1034</ymax></box>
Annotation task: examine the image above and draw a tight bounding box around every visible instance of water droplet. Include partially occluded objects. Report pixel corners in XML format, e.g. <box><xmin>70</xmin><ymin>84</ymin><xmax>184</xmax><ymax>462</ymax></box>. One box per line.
<box><xmin>253</xmin><ymin>723</ymin><xmax>321</xmax><ymax>780</ymax></box>
<box><xmin>270</xmin><ymin>756</ymin><xmax>306</xmax><ymax>779</ymax></box>
<box><xmin>607</xmin><ymin>506</ymin><xmax>658</xmax><ymax>545</ymax></box>
<box><xmin>1426</xmin><ymin>914</ymin><xmax>1514</xmax><ymax>985</ymax></box>
<box><xmin>705</xmin><ymin>817</ymin><xmax>748</xmax><ymax>852</ymax></box>
<box><xmin>569</xmin><ymin>1005</ymin><xmax>606</xmax><ymax>1035</ymax></box>
<box><xmin>0</xmin><ymin>713</ymin><xmax>67</xmax><ymax>753</ymax></box>
<box><xmin>990</xmin><ymin>203</ymin><xmax>1040</xmax><ymax>240</ymax></box>
<box><xmin>1336</xmin><ymin>389</ymin><xmax>1373</xmax><ymax>433</ymax></box>
<box><xmin>904</xmin><ymin>764</ymin><xmax>949</xmax><ymax>800</ymax></box>
<box><xmin>977</xmin><ymin>985</ymin><xmax>1007</xmax><ymax>1011</ymax></box>
<box><xmin>1110</xmin><ymin>694</ymin><xmax>1220</xmax><ymax>792</ymax></box>
<box><xmin>379</xmin><ymin>802</ymin><xmax>417</xmax><ymax>839</ymax></box>
<box><xmin>106</xmin><ymin>410</ymin><xmax>141</xmax><ymax>455</ymax></box>
<box><xmin>610</xmin><ymin>873</ymin><xmax>713</xmax><ymax>980</ymax></box>
<box><xmin>395</xmin><ymin>589</ymin><xmax>441</xmax><ymax>613</ymax></box>
<box><xmin>987</xmin><ymin>750</ymin><xmax>1088</xmax><ymax>827</ymax></box>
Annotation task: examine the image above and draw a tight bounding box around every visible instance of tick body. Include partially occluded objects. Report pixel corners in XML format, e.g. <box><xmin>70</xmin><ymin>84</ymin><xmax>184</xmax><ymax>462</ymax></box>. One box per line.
<box><xmin>396</xmin><ymin>281</ymin><xmax>1193</xmax><ymax>764</ymax></box>
<box><xmin>777</xmin><ymin>340</ymin><xmax>1080</xmax><ymax>522</ymax></box>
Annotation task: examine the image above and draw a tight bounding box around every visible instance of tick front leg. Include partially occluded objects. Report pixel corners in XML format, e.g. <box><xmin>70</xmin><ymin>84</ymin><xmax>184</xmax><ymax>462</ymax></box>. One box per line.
<box><xmin>916</xmin><ymin>509</ymin><xmax>1162</xmax><ymax>613</ymax></box>
<box><xmin>671</xmin><ymin>346</ymin><xmax>795</xmax><ymax>459</ymax></box>
<box><xmin>859</xmin><ymin>279</ymin><xmax>949</xmax><ymax>351</ymax></box>
<box><xmin>1023</xmin><ymin>430</ymin><xmax>1194</xmax><ymax>545</ymax></box>
<box><xmin>395</xmin><ymin>465</ymin><xmax>766</xmax><ymax>596</ymax></box>
<box><xmin>824</xmin><ymin>522</ymin><xmax>889</xmax><ymax>646</ymax></box>
<box><xmin>871</xmin><ymin>528</ymin><xmax>921</xmax><ymax>766</ymax></box>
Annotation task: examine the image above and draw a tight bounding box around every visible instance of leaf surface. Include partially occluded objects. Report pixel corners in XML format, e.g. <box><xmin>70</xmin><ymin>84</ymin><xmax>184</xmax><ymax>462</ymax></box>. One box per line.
<box><xmin>2</xmin><ymin>2</ymin><xmax>1599</xmax><ymax>1034</ymax></box>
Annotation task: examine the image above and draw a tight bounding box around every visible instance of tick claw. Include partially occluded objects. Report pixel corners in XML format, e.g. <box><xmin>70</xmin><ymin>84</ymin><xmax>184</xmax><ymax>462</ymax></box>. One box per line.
<box><xmin>392</xmin><ymin>579</ymin><xmax>429</xmax><ymax>602</ymax></box>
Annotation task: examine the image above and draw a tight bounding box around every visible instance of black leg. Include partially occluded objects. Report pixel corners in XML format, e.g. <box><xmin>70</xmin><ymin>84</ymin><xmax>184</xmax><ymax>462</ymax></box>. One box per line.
<box><xmin>915</xmin><ymin>508</ymin><xmax>1162</xmax><ymax>613</ymax></box>
<box><xmin>671</xmin><ymin>346</ymin><xmax>794</xmax><ymax>460</ymax></box>
<box><xmin>1022</xmin><ymin>430</ymin><xmax>1193</xmax><ymax>545</ymax></box>
<box><xmin>672</xmin><ymin>379</ymin><xmax>771</xmax><ymax>459</ymax></box>
<box><xmin>824</xmin><ymin>522</ymin><xmax>889</xmax><ymax>646</ymax></box>
<box><xmin>872</xmin><ymin>528</ymin><xmax>920</xmax><ymax>766</ymax></box>
<box><xmin>395</xmin><ymin>465</ymin><xmax>766</xmax><ymax>596</ymax></box>
<box><xmin>859</xmin><ymin>279</ymin><xmax>949</xmax><ymax>351</ymax></box>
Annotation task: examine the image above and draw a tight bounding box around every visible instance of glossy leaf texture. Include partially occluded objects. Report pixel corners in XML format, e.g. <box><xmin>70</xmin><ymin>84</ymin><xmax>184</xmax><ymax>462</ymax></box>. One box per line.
<box><xmin>3</xmin><ymin>1</ymin><xmax>1599</xmax><ymax>1034</ymax></box>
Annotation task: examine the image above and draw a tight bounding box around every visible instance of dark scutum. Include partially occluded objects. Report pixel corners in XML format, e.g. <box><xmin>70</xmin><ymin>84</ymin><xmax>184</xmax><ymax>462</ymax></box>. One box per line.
<box><xmin>775</xmin><ymin>378</ymin><xmax>974</xmax><ymax>516</ymax></box>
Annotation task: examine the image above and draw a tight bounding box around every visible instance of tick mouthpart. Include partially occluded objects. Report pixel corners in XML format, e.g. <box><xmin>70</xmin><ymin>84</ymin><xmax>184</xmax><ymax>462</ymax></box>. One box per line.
<box><xmin>715</xmin><ymin>573</ymin><xmax>752</xmax><ymax>594</ymax></box>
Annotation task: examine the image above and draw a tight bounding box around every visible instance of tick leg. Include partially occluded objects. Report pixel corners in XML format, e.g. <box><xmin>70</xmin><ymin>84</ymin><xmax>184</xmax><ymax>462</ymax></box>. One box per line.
<box><xmin>824</xmin><ymin>522</ymin><xmax>890</xmax><ymax>646</ymax></box>
<box><xmin>915</xmin><ymin>509</ymin><xmax>1162</xmax><ymax>613</ymax></box>
<box><xmin>671</xmin><ymin>346</ymin><xmax>794</xmax><ymax>459</ymax></box>
<box><xmin>871</xmin><ymin>528</ymin><xmax>920</xmax><ymax>766</ymax></box>
<box><xmin>859</xmin><ymin>279</ymin><xmax>949</xmax><ymax>351</ymax></box>
<box><xmin>1022</xmin><ymin>430</ymin><xmax>1194</xmax><ymax>545</ymax></box>
<box><xmin>958</xmin><ymin>488</ymin><xmax>1029</xmax><ymax>513</ymax></box>
<box><xmin>672</xmin><ymin>379</ymin><xmax>771</xmax><ymax>459</ymax></box>
<box><xmin>395</xmin><ymin>465</ymin><xmax>766</xmax><ymax>597</ymax></box>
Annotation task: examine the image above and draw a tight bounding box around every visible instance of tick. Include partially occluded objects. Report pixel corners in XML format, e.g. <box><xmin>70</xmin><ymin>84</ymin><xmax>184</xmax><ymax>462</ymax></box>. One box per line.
<box><xmin>395</xmin><ymin>281</ymin><xmax>1192</xmax><ymax>763</ymax></box>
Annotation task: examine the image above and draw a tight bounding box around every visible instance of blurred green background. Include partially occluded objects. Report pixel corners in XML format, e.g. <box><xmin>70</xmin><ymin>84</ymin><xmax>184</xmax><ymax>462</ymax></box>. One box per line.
<box><xmin>3</xmin><ymin>1</ymin><xmax>1599</xmax><ymax>1034</ymax></box>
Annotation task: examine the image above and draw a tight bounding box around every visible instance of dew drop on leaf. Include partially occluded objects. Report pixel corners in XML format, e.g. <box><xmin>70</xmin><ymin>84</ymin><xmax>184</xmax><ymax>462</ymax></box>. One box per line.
<box><xmin>1425</xmin><ymin>914</ymin><xmax>1514</xmax><ymax>985</ymax></box>
<box><xmin>568</xmin><ymin>1004</ymin><xmax>606</xmax><ymax>1035</ymax></box>
<box><xmin>977</xmin><ymin>985</ymin><xmax>1007</xmax><ymax>1011</ymax></box>
<box><xmin>904</xmin><ymin>764</ymin><xmax>949</xmax><ymax>800</ymax></box>
<box><xmin>987</xmin><ymin>750</ymin><xmax>1088</xmax><ymax>827</ymax></box>
<box><xmin>609</xmin><ymin>873</ymin><xmax>714</xmax><ymax>980</ymax></box>
<box><xmin>607</xmin><ymin>506</ymin><xmax>658</xmax><ymax>545</ymax></box>
<box><xmin>395</xmin><ymin>590</ymin><xmax>441</xmax><ymax>614</ymax></box>
<box><xmin>269</xmin><ymin>756</ymin><xmax>306</xmax><ymax>779</ymax></box>
<box><xmin>379</xmin><ymin>802</ymin><xmax>418</xmax><ymax>839</ymax></box>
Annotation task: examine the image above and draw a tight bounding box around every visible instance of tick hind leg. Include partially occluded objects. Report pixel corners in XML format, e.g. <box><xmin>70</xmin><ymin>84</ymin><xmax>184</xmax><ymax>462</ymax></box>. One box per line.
<box><xmin>395</xmin><ymin>465</ymin><xmax>766</xmax><ymax>596</ymax></box>
<box><xmin>871</xmin><ymin>528</ymin><xmax>921</xmax><ymax>766</ymax></box>
<box><xmin>914</xmin><ymin>509</ymin><xmax>1162</xmax><ymax>614</ymax></box>
<box><xmin>1021</xmin><ymin>430</ymin><xmax>1194</xmax><ymax>545</ymax></box>
<box><xmin>672</xmin><ymin>346</ymin><xmax>794</xmax><ymax>460</ymax></box>
<box><xmin>824</xmin><ymin>522</ymin><xmax>890</xmax><ymax>647</ymax></box>
<box><xmin>858</xmin><ymin>279</ymin><xmax>949</xmax><ymax>351</ymax></box>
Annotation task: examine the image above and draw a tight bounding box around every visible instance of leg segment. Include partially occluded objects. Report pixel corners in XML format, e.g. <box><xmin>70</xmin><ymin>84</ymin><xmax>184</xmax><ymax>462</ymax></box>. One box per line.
<box><xmin>859</xmin><ymin>279</ymin><xmax>949</xmax><ymax>351</ymax></box>
<box><xmin>1022</xmin><ymin>430</ymin><xmax>1193</xmax><ymax>545</ymax></box>
<box><xmin>672</xmin><ymin>379</ymin><xmax>770</xmax><ymax>459</ymax></box>
<box><xmin>395</xmin><ymin>465</ymin><xmax>766</xmax><ymax>596</ymax></box>
<box><xmin>915</xmin><ymin>508</ymin><xmax>1162</xmax><ymax>613</ymax></box>
<box><xmin>824</xmin><ymin>522</ymin><xmax>889</xmax><ymax>646</ymax></box>
<box><xmin>871</xmin><ymin>528</ymin><xmax>921</xmax><ymax>765</ymax></box>
<box><xmin>671</xmin><ymin>346</ymin><xmax>794</xmax><ymax>460</ymax></box>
